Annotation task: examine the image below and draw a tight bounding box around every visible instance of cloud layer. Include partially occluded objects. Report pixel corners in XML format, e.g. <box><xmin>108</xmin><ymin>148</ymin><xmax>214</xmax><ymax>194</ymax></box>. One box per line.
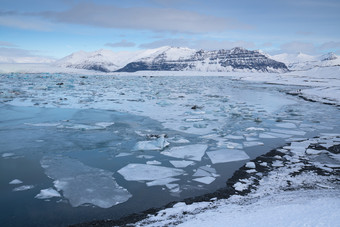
<box><xmin>37</xmin><ymin>3</ymin><xmax>248</xmax><ymax>33</ymax></box>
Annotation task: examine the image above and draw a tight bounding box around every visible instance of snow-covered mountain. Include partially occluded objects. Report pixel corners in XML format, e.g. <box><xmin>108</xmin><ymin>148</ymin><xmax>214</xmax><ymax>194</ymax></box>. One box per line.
<box><xmin>56</xmin><ymin>46</ymin><xmax>288</xmax><ymax>73</ymax></box>
<box><xmin>271</xmin><ymin>52</ymin><xmax>340</xmax><ymax>71</ymax></box>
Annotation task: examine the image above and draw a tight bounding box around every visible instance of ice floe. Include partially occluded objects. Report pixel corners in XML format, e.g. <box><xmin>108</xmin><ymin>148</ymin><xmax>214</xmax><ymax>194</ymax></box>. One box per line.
<box><xmin>133</xmin><ymin>135</ymin><xmax>169</xmax><ymax>151</ymax></box>
<box><xmin>169</xmin><ymin>160</ymin><xmax>194</xmax><ymax>168</ymax></box>
<box><xmin>161</xmin><ymin>144</ymin><xmax>208</xmax><ymax>161</ymax></box>
<box><xmin>243</xmin><ymin>141</ymin><xmax>264</xmax><ymax>147</ymax></box>
<box><xmin>146</xmin><ymin>177</ymin><xmax>179</xmax><ymax>187</ymax></box>
<box><xmin>118</xmin><ymin>163</ymin><xmax>185</xmax><ymax>181</ymax></box>
<box><xmin>41</xmin><ymin>156</ymin><xmax>131</xmax><ymax>208</ymax></box>
<box><xmin>35</xmin><ymin>188</ymin><xmax>61</xmax><ymax>199</ymax></box>
<box><xmin>2</xmin><ymin>153</ymin><xmax>15</xmax><ymax>158</ymax></box>
<box><xmin>13</xmin><ymin>185</ymin><xmax>34</xmax><ymax>191</ymax></box>
<box><xmin>193</xmin><ymin>176</ymin><xmax>216</xmax><ymax>184</ymax></box>
<box><xmin>206</xmin><ymin>149</ymin><xmax>249</xmax><ymax>164</ymax></box>
<box><xmin>275</xmin><ymin>123</ymin><xmax>297</xmax><ymax>129</ymax></box>
<box><xmin>9</xmin><ymin>179</ymin><xmax>23</xmax><ymax>185</ymax></box>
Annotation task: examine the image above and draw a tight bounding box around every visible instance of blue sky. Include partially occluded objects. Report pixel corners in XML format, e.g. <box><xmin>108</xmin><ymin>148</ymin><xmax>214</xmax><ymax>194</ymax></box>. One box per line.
<box><xmin>1</xmin><ymin>0</ymin><xmax>340</xmax><ymax>60</ymax></box>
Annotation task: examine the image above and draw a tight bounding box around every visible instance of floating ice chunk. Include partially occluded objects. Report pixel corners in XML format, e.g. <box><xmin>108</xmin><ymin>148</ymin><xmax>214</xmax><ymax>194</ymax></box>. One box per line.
<box><xmin>193</xmin><ymin>176</ymin><xmax>216</xmax><ymax>184</ymax></box>
<box><xmin>115</xmin><ymin>152</ymin><xmax>132</xmax><ymax>157</ymax></box>
<box><xmin>161</xmin><ymin>144</ymin><xmax>208</xmax><ymax>161</ymax></box>
<box><xmin>275</xmin><ymin>123</ymin><xmax>297</xmax><ymax>129</ymax></box>
<box><xmin>185</xmin><ymin>118</ymin><xmax>204</xmax><ymax>122</ymax></box>
<box><xmin>243</xmin><ymin>141</ymin><xmax>264</xmax><ymax>147</ymax></box>
<box><xmin>146</xmin><ymin>177</ymin><xmax>179</xmax><ymax>187</ymax></box>
<box><xmin>136</xmin><ymin>155</ymin><xmax>154</xmax><ymax>159</ymax></box>
<box><xmin>59</xmin><ymin>124</ymin><xmax>105</xmax><ymax>130</ymax></box>
<box><xmin>13</xmin><ymin>185</ymin><xmax>34</xmax><ymax>191</ymax></box>
<box><xmin>133</xmin><ymin>135</ymin><xmax>169</xmax><ymax>151</ymax></box>
<box><xmin>259</xmin><ymin>133</ymin><xmax>277</xmax><ymax>139</ymax></box>
<box><xmin>264</xmin><ymin>132</ymin><xmax>292</xmax><ymax>138</ymax></box>
<box><xmin>41</xmin><ymin>156</ymin><xmax>131</xmax><ymax>208</ymax></box>
<box><xmin>225</xmin><ymin>135</ymin><xmax>244</xmax><ymax>140</ymax></box>
<box><xmin>146</xmin><ymin>160</ymin><xmax>162</xmax><ymax>165</ymax></box>
<box><xmin>35</xmin><ymin>188</ymin><xmax>61</xmax><ymax>199</ymax></box>
<box><xmin>245</xmin><ymin>137</ymin><xmax>258</xmax><ymax>141</ymax></box>
<box><xmin>169</xmin><ymin>160</ymin><xmax>194</xmax><ymax>168</ymax></box>
<box><xmin>94</xmin><ymin>122</ymin><xmax>115</xmax><ymax>128</ymax></box>
<box><xmin>118</xmin><ymin>163</ymin><xmax>185</xmax><ymax>181</ymax></box>
<box><xmin>25</xmin><ymin>122</ymin><xmax>60</xmax><ymax>127</ymax></box>
<box><xmin>225</xmin><ymin>142</ymin><xmax>243</xmax><ymax>149</ymax></box>
<box><xmin>2</xmin><ymin>153</ymin><xmax>15</xmax><ymax>158</ymax></box>
<box><xmin>168</xmin><ymin>137</ymin><xmax>190</xmax><ymax>144</ymax></box>
<box><xmin>246</xmin><ymin>127</ymin><xmax>265</xmax><ymax>131</ymax></box>
<box><xmin>271</xmin><ymin>129</ymin><xmax>306</xmax><ymax>136</ymax></box>
<box><xmin>245</xmin><ymin>162</ymin><xmax>256</xmax><ymax>169</ymax></box>
<box><xmin>306</xmin><ymin>149</ymin><xmax>327</xmax><ymax>155</ymax></box>
<box><xmin>284</xmin><ymin>141</ymin><xmax>311</xmax><ymax>156</ymax></box>
<box><xmin>199</xmin><ymin>166</ymin><xmax>216</xmax><ymax>174</ymax></box>
<box><xmin>9</xmin><ymin>179</ymin><xmax>23</xmax><ymax>184</ymax></box>
<box><xmin>193</xmin><ymin>169</ymin><xmax>211</xmax><ymax>177</ymax></box>
<box><xmin>246</xmin><ymin>169</ymin><xmax>257</xmax><ymax>173</ymax></box>
<box><xmin>206</xmin><ymin>149</ymin><xmax>249</xmax><ymax>164</ymax></box>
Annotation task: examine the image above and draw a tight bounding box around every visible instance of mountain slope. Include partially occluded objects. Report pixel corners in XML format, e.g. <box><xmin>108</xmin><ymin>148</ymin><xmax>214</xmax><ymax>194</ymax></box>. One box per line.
<box><xmin>56</xmin><ymin>47</ymin><xmax>288</xmax><ymax>73</ymax></box>
<box><xmin>271</xmin><ymin>52</ymin><xmax>340</xmax><ymax>71</ymax></box>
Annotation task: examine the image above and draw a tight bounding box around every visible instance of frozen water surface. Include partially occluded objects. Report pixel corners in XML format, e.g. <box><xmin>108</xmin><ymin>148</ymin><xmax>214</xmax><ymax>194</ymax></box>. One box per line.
<box><xmin>1</xmin><ymin>74</ymin><xmax>340</xmax><ymax>226</ymax></box>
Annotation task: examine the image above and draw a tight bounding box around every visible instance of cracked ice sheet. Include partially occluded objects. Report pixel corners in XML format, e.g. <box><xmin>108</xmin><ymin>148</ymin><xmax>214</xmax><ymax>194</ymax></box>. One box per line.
<box><xmin>207</xmin><ymin>149</ymin><xmax>250</xmax><ymax>164</ymax></box>
<box><xmin>41</xmin><ymin>156</ymin><xmax>131</xmax><ymax>208</ymax></box>
<box><xmin>161</xmin><ymin>144</ymin><xmax>208</xmax><ymax>161</ymax></box>
<box><xmin>118</xmin><ymin>163</ymin><xmax>185</xmax><ymax>181</ymax></box>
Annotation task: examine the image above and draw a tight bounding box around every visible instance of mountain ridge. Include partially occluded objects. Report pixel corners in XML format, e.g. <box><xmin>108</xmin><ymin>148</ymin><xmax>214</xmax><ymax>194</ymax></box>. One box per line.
<box><xmin>56</xmin><ymin>46</ymin><xmax>289</xmax><ymax>73</ymax></box>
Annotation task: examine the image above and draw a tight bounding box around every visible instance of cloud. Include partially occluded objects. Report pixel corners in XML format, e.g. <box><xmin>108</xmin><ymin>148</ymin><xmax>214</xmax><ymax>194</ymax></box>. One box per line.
<box><xmin>0</xmin><ymin>41</ymin><xmax>17</xmax><ymax>47</ymax></box>
<box><xmin>0</xmin><ymin>14</ymin><xmax>52</xmax><ymax>31</ymax></box>
<box><xmin>279</xmin><ymin>41</ymin><xmax>317</xmax><ymax>54</ymax></box>
<box><xmin>36</xmin><ymin>3</ymin><xmax>249</xmax><ymax>33</ymax></box>
<box><xmin>105</xmin><ymin>40</ymin><xmax>136</xmax><ymax>48</ymax></box>
<box><xmin>139</xmin><ymin>38</ymin><xmax>190</xmax><ymax>48</ymax></box>
<box><xmin>319</xmin><ymin>41</ymin><xmax>340</xmax><ymax>50</ymax></box>
<box><xmin>0</xmin><ymin>47</ymin><xmax>55</xmax><ymax>63</ymax></box>
<box><xmin>139</xmin><ymin>38</ymin><xmax>255</xmax><ymax>50</ymax></box>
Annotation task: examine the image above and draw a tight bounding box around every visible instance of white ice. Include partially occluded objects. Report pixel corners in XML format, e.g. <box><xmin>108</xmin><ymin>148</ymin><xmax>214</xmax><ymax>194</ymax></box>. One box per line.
<box><xmin>169</xmin><ymin>160</ymin><xmax>194</xmax><ymax>168</ymax></box>
<box><xmin>35</xmin><ymin>188</ymin><xmax>61</xmax><ymax>199</ymax></box>
<box><xmin>146</xmin><ymin>160</ymin><xmax>162</xmax><ymax>165</ymax></box>
<box><xmin>133</xmin><ymin>135</ymin><xmax>169</xmax><ymax>151</ymax></box>
<box><xmin>275</xmin><ymin>123</ymin><xmax>297</xmax><ymax>129</ymax></box>
<box><xmin>118</xmin><ymin>163</ymin><xmax>185</xmax><ymax>181</ymax></box>
<box><xmin>41</xmin><ymin>156</ymin><xmax>131</xmax><ymax>208</ymax></box>
<box><xmin>2</xmin><ymin>153</ymin><xmax>15</xmax><ymax>158</ymax></box>
<box><xmin>9</xmin><ymin>179</ymin><xmax>23</xmax><ymax>184</ymax></box>
<box><xmin>193</xmin><ymin>176</ymin><xmax>216</xmax><ymax>184</ymax></box>
<box><xmin>146</xmin><ymin>177</ymin><xmax>179</xmax><ymax>187</ymax></box>
<box><xmin>271</xmin><ymin>129</ymin><xmax>306</xmax><ymax>136</ymax></box>
<box><xmin>206</xmin><ymin>149</ymin><xmax>249</xmax><ymax>164</ymax></box>
<box><xmin>245</xmin><ymin>162</ymin><xmax>256</xmax><ymax>169</ymax></box>
<box><xmin>13</xmin><ymin>185</ymin><xmax>34</xmax><ymax>191</ymax></box>
<box><xmin>243</xmin><ymin>141</ymin><xmax>264</xmax><ymax>147</ymax></box>
<box><xmin>161</xmin><ymin>144</ymin><xmax>208</xmax><ymax>161</ymax></box>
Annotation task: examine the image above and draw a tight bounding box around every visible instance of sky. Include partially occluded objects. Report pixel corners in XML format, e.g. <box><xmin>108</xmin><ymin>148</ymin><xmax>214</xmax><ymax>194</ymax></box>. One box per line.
<box><xmin>0</xmin><ymin>0</ymin><xmax>340</xmax><ymax>62</ymax></box>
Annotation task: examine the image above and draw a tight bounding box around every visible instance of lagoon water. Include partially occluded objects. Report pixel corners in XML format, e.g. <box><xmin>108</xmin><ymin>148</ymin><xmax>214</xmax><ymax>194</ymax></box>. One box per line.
<box><xmin>1</xmin><ymin>75</ymin><xmax>340</xmax><ymax>226</ymax></box>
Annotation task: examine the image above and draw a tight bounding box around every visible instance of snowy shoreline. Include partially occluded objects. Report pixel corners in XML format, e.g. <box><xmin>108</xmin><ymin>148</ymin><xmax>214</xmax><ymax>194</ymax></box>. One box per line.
<box><xmin>72</xmin><ymin>134</ymin><xmax>340</xmax><ymax>227</ymax></box>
